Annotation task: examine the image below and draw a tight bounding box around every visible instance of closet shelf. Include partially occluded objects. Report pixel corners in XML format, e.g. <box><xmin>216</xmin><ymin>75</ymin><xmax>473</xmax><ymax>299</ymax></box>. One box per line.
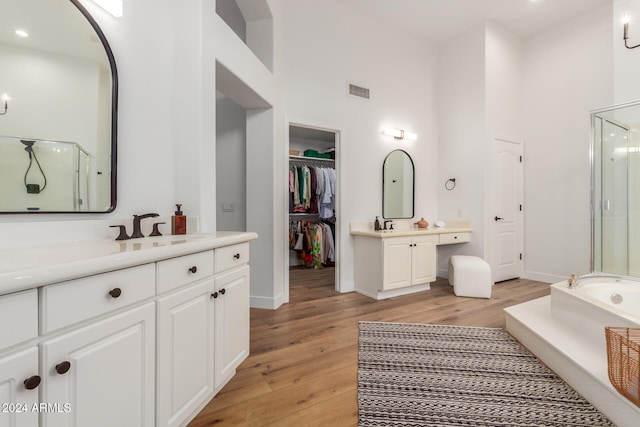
<box><xmin>289</xmin><ymin>155</ymin><xmax>334</xmax><ymax>163</ymax></box>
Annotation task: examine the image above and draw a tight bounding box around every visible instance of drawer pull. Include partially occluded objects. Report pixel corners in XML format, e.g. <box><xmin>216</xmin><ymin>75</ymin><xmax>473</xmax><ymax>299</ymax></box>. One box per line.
<box><xmin>24</xmin><ymin>375</ymin><xmax>41</xmax><ymax>390</ymax></box>
<box><xmin>55</xmin><ymin>361</ymin><xmax>71</xmax><ymax>375</ymax></box>
<box><xmin>220</xmin><ymin>288</ymin><xmax>226</xmax><ymax>295</ymax></box>
<box><xmin>189</xmin><ymin>266</ymin><xmax>198</xmax><ymax>274</ymax></box>
<box><xmin>211</xmin><ymin>292</ymin><xmax>219</xmax><ymax>299</ymax></box>
<box><xmin>233</xmin><ymin>253</ymin><xmax>240</xmax><ymax>260</ymax></box>
<box><xmin>109</xmin><ymin>288</ymin><xmax>122</xmax><ymax>298</ymax></box>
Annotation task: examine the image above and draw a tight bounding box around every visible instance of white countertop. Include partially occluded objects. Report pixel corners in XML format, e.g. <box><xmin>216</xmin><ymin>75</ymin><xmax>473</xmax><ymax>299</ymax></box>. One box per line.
<box><xmin>350</xmin><ymin>221</ymin><xmax>472</xmax><ymax>238</ymax></box>
<box><xmin>0</xmin><ymin>232</ymin><xmax>258</xmax><ymax>295</ymax></box>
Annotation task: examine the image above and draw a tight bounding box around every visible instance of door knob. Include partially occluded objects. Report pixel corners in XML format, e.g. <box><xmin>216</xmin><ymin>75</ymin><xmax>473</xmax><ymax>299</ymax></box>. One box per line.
<box><xmin>189</xmin><ymin>266</ymin><xmax>198</xmax><ymax>274</ymax></box>
<box><xmin>495</xmin><ymin>216</ymin><xmax>504</xmax><ymax>221</ymax></box>
<box><xmin>211</xmin><ymin>292</ymin><xmax>219</xmax><ymax>299</ymax></box>
<box><xmin>24</xmin><ymin>375</ymin><xmax>41</xmax><ymax>390</ymax></box>
<box><xmin>55</xmin><ymin>361</ymin><xmax>71</xmax><ymax>375</ymax></box>
<box><xmin>109</xmin><ymin>287</ymin><xmax>122</xmax><ymax>298</ymax></box>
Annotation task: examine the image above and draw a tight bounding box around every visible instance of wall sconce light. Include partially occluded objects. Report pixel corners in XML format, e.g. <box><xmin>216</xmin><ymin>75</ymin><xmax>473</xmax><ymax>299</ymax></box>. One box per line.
<box><xmin>383</xmin><ymin>128</ymin><xmax>417</xmax><ymax>141</ymax></box>
<box><xmin>0</xmin><ymin>94</ymin><xmax>10</xmax><ymax>116</ymax></box>
<box><xmin>92</xmin><ymin>0</ymin><xmax>123</xmax><ymax>17</ymax></box>
<box><xmin>624</xmin><ymin>12</ymin><xmax>640</xmax><ymax>49</ymax></box>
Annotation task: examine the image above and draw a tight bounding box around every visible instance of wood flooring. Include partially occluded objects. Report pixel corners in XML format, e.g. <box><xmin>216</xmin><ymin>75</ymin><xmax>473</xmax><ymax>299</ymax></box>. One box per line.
<box><xmin>188</xmin><ymin>267</ymin><xmax>551</xmax><ymax>427</ymax></box>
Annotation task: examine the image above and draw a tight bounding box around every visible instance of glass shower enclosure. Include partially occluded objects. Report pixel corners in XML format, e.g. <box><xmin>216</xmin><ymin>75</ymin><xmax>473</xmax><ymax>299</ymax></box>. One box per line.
<box><xmin>0</xmin><ymin>135</ymin><xmax>91</xmax><ymax>212</ymax></box>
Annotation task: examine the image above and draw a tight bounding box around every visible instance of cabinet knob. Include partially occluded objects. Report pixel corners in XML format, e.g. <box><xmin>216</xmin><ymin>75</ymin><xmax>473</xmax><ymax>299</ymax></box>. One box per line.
<box><xmin>220</xmin><ymin>288</ymin><xmax>226</xmax><ymax>295</ymax></box>
<box><xmin>55</xmin><ymin>361</ymin><xmax>71</xmax><ymax>375</ymax></box>
<box><xmin>211</xmin><ymin>292</ymin><xmax>219</xmax><ymax>299</ymax></box>
<box><xmin>23</xmin><ymin>375</ymin><xmax>41</xmax><ymax>390</ymax></box>
<box><xmin>233</xmin><ymin>253</ymin><xmax>240</xmax><ymax>260</ymax></box>
<box><xmin>109</xmin><ymin>287</ymin><xmax>122</xmax><ymax>298</ymax></box>
<box><xmin>189</xmin><ymin>266</ymin><xmax>198</xmax><ymax>274</ymax></box>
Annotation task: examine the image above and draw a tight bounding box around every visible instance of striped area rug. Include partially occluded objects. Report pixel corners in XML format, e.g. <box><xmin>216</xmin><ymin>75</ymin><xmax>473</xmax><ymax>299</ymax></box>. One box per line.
<box><xmin>358</xmin><ymin>322</ymin><xmax>614</xmax><ymax>427</ymax></box>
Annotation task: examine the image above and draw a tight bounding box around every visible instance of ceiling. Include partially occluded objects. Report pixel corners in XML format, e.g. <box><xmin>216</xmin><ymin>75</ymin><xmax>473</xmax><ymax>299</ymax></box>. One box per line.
<box><xmin>335</xmin><ymin>0</ymin><xmax>612</xmax><ymax>44</ymax></box>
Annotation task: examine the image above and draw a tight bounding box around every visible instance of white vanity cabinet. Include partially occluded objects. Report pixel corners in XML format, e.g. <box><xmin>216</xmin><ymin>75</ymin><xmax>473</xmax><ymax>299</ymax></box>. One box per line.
<box><xmin>352</xmin><ymin>224</ymin><xmax>471</xmax><ymax>299</ymax></box>
<box><xmin>156</xmin><ymin>243</ymin><xmax>251</xmax><ymax>427</ymax></box>
<box><xmin>213</xmin><ymin>264</ymin><xmax>250</xmax><ymax>389</ymax></box>
<box><xmin>0</xmin><ymin>347</ymin><xmax>39</xmax><ymax>427</ymax></box>
<box><xmin>383</xmin><ymin>236</ymin><xmax>437</xmax><ymax>290</ymax></box>
<box><xmin>0</xmin><ymin>231</ymin><xmax>257</xmax><ymax>427</ymax></box>
<box><xmin>40</xmin><ymin>303</ymin><xmax>156</xmax><ymax>427</ymax></box>
<box><xmin>0</xmin><ymin>290</ymin><xmax>39</xmax><ymax>427</ymax></box>
<box><xmin>157</xmin><ymin>279</ymin><xmax>216</xmax><ymax>427</ymax></box>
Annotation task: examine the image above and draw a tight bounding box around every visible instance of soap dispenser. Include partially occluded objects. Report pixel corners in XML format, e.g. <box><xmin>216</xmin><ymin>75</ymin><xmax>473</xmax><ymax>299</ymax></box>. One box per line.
<box><xmin>374</xmin><ymin>216</ymin><xmax>381</xmax><ymax>231</ymax></box>
<box><xmin>172</xmin><ymin>204</ymin><xmax>187</xmax><ymax>235</ymax></box>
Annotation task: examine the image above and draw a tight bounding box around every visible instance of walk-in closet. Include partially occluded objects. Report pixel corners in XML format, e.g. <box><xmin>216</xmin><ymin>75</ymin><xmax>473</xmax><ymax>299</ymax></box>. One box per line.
<box><xmin>288</xmin><ymin>124</ymin><xmax>337</xmax><ymax>296</ymax></box>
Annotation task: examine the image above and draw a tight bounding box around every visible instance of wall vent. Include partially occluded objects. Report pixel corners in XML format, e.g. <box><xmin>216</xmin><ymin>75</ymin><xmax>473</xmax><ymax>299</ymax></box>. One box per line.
<box><xmin>348</xmin><ymin>83</ymin><xmax>370</xmax><ymax>100</ymax></box>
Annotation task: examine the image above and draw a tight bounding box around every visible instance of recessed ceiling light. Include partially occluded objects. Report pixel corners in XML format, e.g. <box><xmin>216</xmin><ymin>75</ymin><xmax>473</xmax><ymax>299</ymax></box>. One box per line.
<box><xmin>15</xmin><ymin>29</ymin><xmax>29</xmax><ymax>38</ymax></box>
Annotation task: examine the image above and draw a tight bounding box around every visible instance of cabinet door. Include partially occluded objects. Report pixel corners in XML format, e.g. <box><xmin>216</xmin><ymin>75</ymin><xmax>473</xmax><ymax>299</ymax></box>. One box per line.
<box><xmin>412</xmin><ymin>237</ymin><xmax>437</xmax><ymax>285</ymax></box>
<box><xmin>0</xmin><ymin>347</ymin><xmax>39</xmax><ymax>427</ymax></box>
<box><xmin>40</xmin><ymin>303</ymin><xmax>155</xmax><ymax>427</ymax></box>
<box><xmin>157</xmin><ymin>279</ymin><xmax>215</xmax><ymax>427</ymax></box>
<box><xmin>214</xmin><ymin>265</ymin><xmax>250</xmax><ymax>389</ymax></box>
<box><xmin>383</xmin><ymin>238</ymin><xmax>412</xmax><ymax>290</ymax></box>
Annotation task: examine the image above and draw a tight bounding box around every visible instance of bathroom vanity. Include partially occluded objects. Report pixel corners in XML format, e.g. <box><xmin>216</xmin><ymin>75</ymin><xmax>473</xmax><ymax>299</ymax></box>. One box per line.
<box><xmin>351</xmin><ymin>222</ymin><xmax>471</xmax><ymax>299</ymax></box>
<box><xmin>0</xmin><ymin>231</ymin><xmax>256</xmax><ymax>427</ymax></box>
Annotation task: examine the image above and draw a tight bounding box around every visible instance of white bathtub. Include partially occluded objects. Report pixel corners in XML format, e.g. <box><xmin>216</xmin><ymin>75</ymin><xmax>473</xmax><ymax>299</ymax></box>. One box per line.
<box><xmin>506</xmin><ymin>277</ymin><xmax>640</xmax><ymax>426</ymax></box>
<box><xmin>551</xmin><ymin>278</ymin><xmax>640</xmax><ymax>351</ymax></box>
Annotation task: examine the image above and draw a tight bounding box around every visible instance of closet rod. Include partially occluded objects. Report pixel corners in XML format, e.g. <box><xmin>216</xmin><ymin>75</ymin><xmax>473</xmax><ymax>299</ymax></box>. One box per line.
<box><xmin>289</xmin><ymin>155</ymin><xmax>334</xmax><ymax>167</ymax></box>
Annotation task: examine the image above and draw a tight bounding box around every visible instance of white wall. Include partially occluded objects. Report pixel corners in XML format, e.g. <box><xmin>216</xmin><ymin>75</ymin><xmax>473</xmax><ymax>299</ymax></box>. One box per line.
<box><xmin>436</xmin><ymin>22</ymin><xmax>525</xmax><ymax>278</ymax></box>
<box><xmin>522</xmin><ymin>4</ymin><xmax>613</xmax><ymax>282</ymax></box>
<box><xmin>614</xmin><ymin>0</ymin><xmax>640</xmax><ymax>102</ymax></box>
<box><xmin>272</xmin><ymin>0</ymin><xmax>438</xmax><ymax>293</ymax></box>
<box><xmin>216</xmin><ymin>95</ymin><xmax>246</xmax><ymax>232</ymax></box>
<box><xmin>436</xmin><ymin>24</ymin><xmax>487</xmax><ymax>273</ymax></box>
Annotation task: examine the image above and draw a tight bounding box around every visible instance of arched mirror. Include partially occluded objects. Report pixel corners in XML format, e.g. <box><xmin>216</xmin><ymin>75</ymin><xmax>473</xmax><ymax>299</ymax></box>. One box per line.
<box><xmin>383</xmin><ymin>149</ymin><xmax>414</xmax><ymax>219</ymax></box>
<box><xmin>0</xmin><ymin>0</ymin><xmax>117</xmax><ymax>212</ymax></box>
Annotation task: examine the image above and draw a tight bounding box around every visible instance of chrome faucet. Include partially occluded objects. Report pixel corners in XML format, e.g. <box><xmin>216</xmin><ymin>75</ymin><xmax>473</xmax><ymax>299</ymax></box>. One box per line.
<box><xmin>131</xmin><ymin>213</ymin><xmax>159</xmax><ymax>239</ymax></box>
<box><xmin>567</xmin><ymin>273</ymin><xmax>622</xmax><ymax>289</ymax></box>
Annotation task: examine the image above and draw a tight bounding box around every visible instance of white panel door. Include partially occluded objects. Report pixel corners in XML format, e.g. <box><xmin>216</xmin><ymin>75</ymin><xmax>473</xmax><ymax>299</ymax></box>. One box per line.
<box><xmin>383</xmin><ymin>238</ymin><xmax>412</xmax><ymax>290</ymax></box>
<box><xmin>157</xmin><ymin>279</ymin><xmax>215</xmax><ymax>427</ymax></box>
<box><xmin>214</xmin><ymin>266</ymin><xmax>250</xmax><ymax>389</ymax></box>
<box><xmin>40</xmin><ymin>303</ymin><xmax>155</xmax><ymax>427</ymax></box>
<box><xmin>0</xmin><ymin>347</ymin><xmax>39</xmax><ymax>427</ymax></box>
<box><xmin>490</xmin><ymin>138</ymin><xmax>523</xmax><ymax>282</ymax></box>
<box><xmin>411</xmin><ymin>237</ymin><xmax>437</xmax><ymax>285</ymax></box>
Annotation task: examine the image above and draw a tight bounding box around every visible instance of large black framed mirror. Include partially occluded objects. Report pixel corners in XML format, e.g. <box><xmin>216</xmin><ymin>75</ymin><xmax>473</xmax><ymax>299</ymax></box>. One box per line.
<box><xmin>0</xmin><ymin>0</ymin><xmax>117</xmax><ymax>213</ymax></box>
<box><xmin>383</xmin><ymin>149</ymin><xmax>414</xmax><ymax>219</ymax></box>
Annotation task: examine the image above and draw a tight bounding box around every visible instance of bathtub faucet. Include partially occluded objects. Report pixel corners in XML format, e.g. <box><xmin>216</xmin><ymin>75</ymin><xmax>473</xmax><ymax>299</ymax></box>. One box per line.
<box><xmin>567</xmin><ymin>273</ymin><xmax>622</xmax><ymax>289</ymax></box>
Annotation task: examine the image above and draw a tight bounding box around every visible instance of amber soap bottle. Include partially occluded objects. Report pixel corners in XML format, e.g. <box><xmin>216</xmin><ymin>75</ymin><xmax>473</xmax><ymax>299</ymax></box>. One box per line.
<box><xmin>171</xmin><ymin>204</ymin><xmax>187</xmax><ymax>235</ymax></box>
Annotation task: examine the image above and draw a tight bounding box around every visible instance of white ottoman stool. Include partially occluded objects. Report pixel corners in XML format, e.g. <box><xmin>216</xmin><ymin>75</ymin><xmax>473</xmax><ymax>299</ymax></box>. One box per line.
<box><xmin>448</xmin><ymin>255</ymin><xmax>492</xmax><ymax>298</ymax></box>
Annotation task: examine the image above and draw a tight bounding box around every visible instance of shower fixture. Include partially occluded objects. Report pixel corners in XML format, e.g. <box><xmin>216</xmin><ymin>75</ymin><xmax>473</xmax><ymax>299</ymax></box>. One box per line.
<box><xmin>0</xmin><ymin>94</ymin><xmax>9</xmax><ymax>115</ymax></box>
<box><xmin>623</xmin><ymin>12</ymin><xmax>640</xmax><ymax>49</ymax></box>
<box><xmin>21</xmin><ymin>140</ymin><xmax>47</xmax><ymax>194</ymax></box>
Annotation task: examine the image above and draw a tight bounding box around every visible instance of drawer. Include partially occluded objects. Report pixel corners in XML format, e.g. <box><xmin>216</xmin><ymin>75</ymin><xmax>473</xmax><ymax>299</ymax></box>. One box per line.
<box><xmin>215</xmin><ymin>243</ymin><xmax>250</xmax><ymax>273</ymax></box>
<box><xmin>40</xmin><ymin>264</ymin><xmax>155</xmax><ymax>334</ymax></box>
<box><xmin>439</xmin><ymin>232</ymin><xmax>471</xmax><ymax>245</ymax></box>
<box><xmin>0</xmin><ymin>289</ymin><xmax>38</xmax><ymax>351</ymax></box>
<box><xmin>157</xmin><ymin>250</ymin><xmax>214</xmax><ymax>294</ymax></box>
